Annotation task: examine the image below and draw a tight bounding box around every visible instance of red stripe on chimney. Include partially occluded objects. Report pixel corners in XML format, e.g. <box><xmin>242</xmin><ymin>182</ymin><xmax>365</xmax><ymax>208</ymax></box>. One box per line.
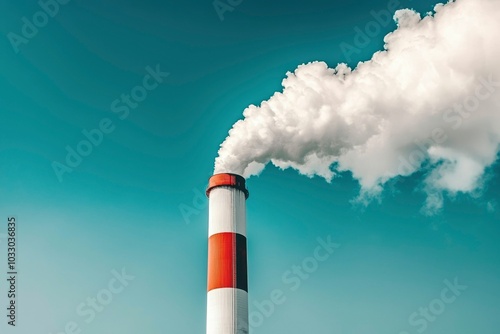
<box><xmin>207</xmin><ymin>232</ymin><xmax>247</xmax><ymax>292</ymax></box>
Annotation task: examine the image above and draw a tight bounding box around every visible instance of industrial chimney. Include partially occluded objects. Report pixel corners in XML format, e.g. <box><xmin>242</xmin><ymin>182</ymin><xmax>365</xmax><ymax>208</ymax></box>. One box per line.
<box><xmin>206</xmin><ymin>173</ymin><xmax>249</xmax><ymax>334</ymax></box>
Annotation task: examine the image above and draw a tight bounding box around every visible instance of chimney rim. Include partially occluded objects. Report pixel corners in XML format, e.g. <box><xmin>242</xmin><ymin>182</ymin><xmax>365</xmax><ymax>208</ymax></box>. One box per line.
<box><xmin>206</xmin><ymin>173</ymin><xmax>249</xmax><ymax>199</ymax></box>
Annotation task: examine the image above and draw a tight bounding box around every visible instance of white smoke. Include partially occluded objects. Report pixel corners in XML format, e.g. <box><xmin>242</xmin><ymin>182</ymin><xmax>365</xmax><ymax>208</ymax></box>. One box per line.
<box><xmin>214</xmin><ymin>0</ymin><xmax>500</xmax><ymax>213</ymax></box>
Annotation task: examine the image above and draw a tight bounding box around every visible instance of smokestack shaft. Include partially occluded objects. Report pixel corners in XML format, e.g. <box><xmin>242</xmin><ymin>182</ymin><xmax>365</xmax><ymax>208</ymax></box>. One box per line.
<box><xmin>206</xmin><ymin>174</ymin><xmax>249</xmax><ymax>334</ymax></box>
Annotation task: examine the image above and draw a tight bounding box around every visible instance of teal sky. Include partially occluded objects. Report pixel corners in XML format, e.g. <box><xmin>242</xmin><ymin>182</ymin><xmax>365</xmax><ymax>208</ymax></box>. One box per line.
<box><xmin>0</xmin><ymin>0</ymin><xmax>499</xmax><ymax>333</ymax></box>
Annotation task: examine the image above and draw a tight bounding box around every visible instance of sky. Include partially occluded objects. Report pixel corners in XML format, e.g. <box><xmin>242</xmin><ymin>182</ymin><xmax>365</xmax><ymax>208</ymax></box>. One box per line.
<box><xmin>0</xmin><ymin>0</ymin><xmax>499</xmax><ymax>333</ymax></box>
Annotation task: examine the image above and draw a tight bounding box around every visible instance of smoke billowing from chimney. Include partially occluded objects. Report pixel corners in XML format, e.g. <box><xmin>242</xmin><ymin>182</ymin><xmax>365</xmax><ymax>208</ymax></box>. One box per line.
<box><xmin>214</xmin><ymin>0</ymin><xmax>500</xmax><ymax>214</ymax></box>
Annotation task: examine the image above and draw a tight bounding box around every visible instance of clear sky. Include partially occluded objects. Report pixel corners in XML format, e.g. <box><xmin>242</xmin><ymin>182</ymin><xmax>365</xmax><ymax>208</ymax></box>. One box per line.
<box><xmin>0</xmin><ymin>0</ymin><xmax>499</xmax><ymax>333</ymax></box>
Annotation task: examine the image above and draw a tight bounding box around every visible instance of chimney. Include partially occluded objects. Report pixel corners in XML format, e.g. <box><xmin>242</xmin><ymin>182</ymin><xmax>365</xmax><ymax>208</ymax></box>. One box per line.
<box><xmin>206</xmin><ymin>173</ymin><xmax>249</xmax><ymax>334</ymax></box>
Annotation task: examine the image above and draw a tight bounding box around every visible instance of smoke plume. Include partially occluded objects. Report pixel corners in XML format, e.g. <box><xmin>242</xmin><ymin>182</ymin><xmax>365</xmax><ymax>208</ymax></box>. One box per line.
<box><xmin>214</xmin><ymin>0</ymin><xmax>500</xmax><ymax>213</ymax></box>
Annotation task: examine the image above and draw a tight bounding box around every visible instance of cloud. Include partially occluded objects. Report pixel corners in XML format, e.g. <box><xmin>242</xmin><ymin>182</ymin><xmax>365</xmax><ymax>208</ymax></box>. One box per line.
<box><xmin>214</xmin><ymin>0</ymin><xmax>500</xmax><ymax>213</ymax></box>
